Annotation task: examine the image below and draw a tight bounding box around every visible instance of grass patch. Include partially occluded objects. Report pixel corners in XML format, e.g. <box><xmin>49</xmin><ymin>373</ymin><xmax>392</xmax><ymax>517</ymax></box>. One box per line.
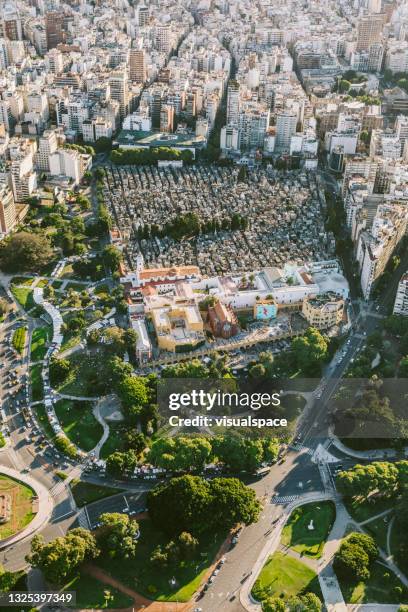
<box><xmin>11</xmin><ymin>277</ymin><xmax>33</xmax><ymax>286</ymax></box>
<box><xmin>30</xmin><ymin>364</ymin><xmax>44</xmax><ymax>402</ymax></box>
<box><xmin>365</xmin><ymin>514</ymin><xmax>392</xmax><ymax>552</ymax></box>
<box><xmin>0</xmin><ymin>432</ymin><xmax>6</xmax><ymax>447</ymax></box>
<box><xmin>54</xmin><ymin>399</ymin><xmax>103</xmax><ymax>452</ymax></box>
<box><xmin>96</xmin><ymin>518</ymin><xmax>226</xmax><ymax>602</ymax></box>
<box><xmin>0</xmin><ymin>475</ymin><xmax>36</xmax><ymax>539</ymax></box>
<box><xmin>57</xmin><ymin>352</ymin><xmax>110</xmax><ymax>397</ymax></box>
<box><xmin>52</xmin><ymin>279</ymin><xmax>64</xmax><ymax>289</ymax></box>
<box><xmin>100</xmin><ymin>425</ymin><xmax>126</xmax><ymax>459</ymax></box>
<box><xmin>70</xmin><ymin>480</ymin><xmax>123</xmax><ymax>508</ymax></box>
<box><xmin>63</xmin><ymin>572</ymin><xmax>134</xmax><ymax>608</ymax></box>
<box><xmin>338</xmin><ymin>560</ymin><xmax>408</xmax><ymax>604</ymax></box>
<box><xmin>11</xmin><ymin>286</ymin><xmax>34</xmax><ymax>310</ymax></box>
<box><xmin>12</xmin><ymin>326</ymin><xmax>27</xmax><ymax>354</ymax></box>
<box><xmin>251</xmin><ymin>551</ymin><xmax>321</xmax><ymax>602</ymax></box>
<box><xmin>30</xmin><ymin>326</ymin><xmax>51</xmax><ymax>362</ymax></box>
<box><xmin>281</xmin><ymin>501</ymin><xmax>336</xmax><ymax>558</ymax></box>
<box><xmin>60</xmin><ymin>331</ymin><xmax>82</xmax><ymax>354</ymax></box>
<box><xmin>36</xmin><ymin>279</ymin><xmax>49</xmax><ymax>288</ymax></box>
<box><xmin>66</xmin><ymin>281</ymin><xmax>87</xmax><ymax>291</ymax></box>
<box><xmin>344</xmin><ymin>496</ymin><xmax>394</xmax><ymax>524</ymax></box>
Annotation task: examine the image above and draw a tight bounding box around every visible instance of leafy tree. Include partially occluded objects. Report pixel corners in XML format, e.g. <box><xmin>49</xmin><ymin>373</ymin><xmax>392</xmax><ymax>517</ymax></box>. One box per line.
<box><xmin>212</xmin><ymin>433</ymin><xmax>264</xmax><ymax>473</ymax></box>
<box><xmin>178</xmin><ymin>531</ymin><xmax>198</xmax><ymax>559</ymax></box>
<box><xmin>26</xmin><ymin>529</ymin><xmax>99</xmax><ymax>584</ymax></box>
<box><xmin>262</xmin><ymin>598</ymin><xmax>286</xmax><ymax>612</ymax></box>
<box><xmin>333</xmin><ymin>532</ymin><xmax>377</xmax><ymax>583</ymax></box>
<box><xmin>98</xmin><ymin>512</ymin><xmax>139</xmax><ymax>559</ymax></box>
<box><xmin>0</xmin><ymin>232</ymin><xmax>54</xmax><ymax>273</ymax></box>
<box><xmin>0</xmin><ymin>564</ymin><xmax>19</xmax><ymax>592</ymax></box>
<box><xmin>118</xmin><ymin>375</ymin><xmax>149</xmax><ymax>417</ymax></box>
<box><xmin>208</xmin><ymin>477</ymin><xmax>261</xmax><ymax>529</ymax></box>
<box><xmin>0</xmin><ymin>298</ymin><xmax>9</xmax><ymax>317</ymax></box>
<box><xmin>49</xmin><ymin>357</ymin><xmax>71</xmax><ymax>386</ymax></box>
<box><xmin>148</xmin><ymin>436</ymin><xmax>212</xmax><ymax>472</ymax></box>
<box><xmin>291</xmin><ymin>328</ymin><xmax>328</xmax><ymax>375</ymax></box>
<box><xmin>123</xmin><ymin>430</ymin><xmax>147</xmax><ymax>456</ymax></box>
<box><xmin>147</xmin><ymin>475</ymin><xmax>260</xmax><ymax>536</ymax></box>
<box><xmin>103</xmin><ymin>327</ymin><xmax>126</xmax><ymax>355</ymax></box>
<box><xmin>102</xmin><ymin>245</ymin><xmax>122</xmax><ymax>272</ymax></box>
<box><xmin>105</xmin><ymin>450</ymin><xmax>138</xmax><ymax>479</ymax></box>
<box><xmin>336</xmin><ymin>462</ymin><xmax>399</xmax><ymax>499</ymax></box>
<box><xmin>147</xmin><ymin>475</ymin><xmax>211</xmax><ymax>536</ymax></box>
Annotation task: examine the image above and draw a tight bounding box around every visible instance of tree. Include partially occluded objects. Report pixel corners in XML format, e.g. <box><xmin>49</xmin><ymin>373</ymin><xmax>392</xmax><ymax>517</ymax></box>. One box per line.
<box><xmin>249</xmin><ymin>363</ymin><xmax>266</xmax><ymax>379</ymax></box>
<box><xmin>98</xmin><ymin>512</ymin><xmax>139</xmax><ymax>559</ymax></box>
<box><xmin>103</xmin><ymin>327</ymin><xmax>126</xmax><ymax>355</ymax></box>
<box><xmin>262</xmin><ymin>598</ymin><xmax>286</xmax><ymax>612</ymax></box>
<box><xmin>118</xmin><ymin>375</ymin><xmax>149</xmax><ymax>417</ymax></box>
<box><xmin>212</xmin><ymin>434</ymin><xmax>264</xmax><ymax>473</ymax></box>
<box><xmin>148</xmin><ymin>436</ymin><xmax>212</xmax><ymax>472</ymax></box>
<box><xmin>208</xmin><ymin>477</ymin><xmax>261</xmax><ymax>529</ymax></box>
<box><xmin>102</xmin><ymin>245</ymin><xmax>122</xmax><ymax>272</ymax></box>
<box><xmin>26</xmin><ymin>529</ymin><xmax>99</xmax><ymax>584</ymax></box>
<box><xmin>0</xmin><ymin>564</ymin><xmax>19</xmax><ymax>592</ymax></box>
<box><xmin>0</xmin><ymin>232</ymin><xmax>54</xmax><ymax>273</ymax></box>
<box><xmin>291</xmin><ymin>328</ymin><xmax>328</xmax><ymax>375</ymax></box>
<box><xmin>123</xmin><ymin>430</ymin><xmax>147</xmax><ymax>456</ymax></box>
<box><xmin>0</xmin><ymin>298</ymin><xmax>9</xmax><ymax>317</ymax></box>
<box><xmin>147</xmin><ymin>475</ymin><xmax>211</xmax><ymax>536</ymax></box>
<box><xmin>105</xmin><ymin>450</ymin><xmax>138</xmax><ymax>479</ymax></box>
<box><xmin>333</xmin><ymin>532</ymin><xmax>377</xmax><ymax>582</ymax></box>
<box><xmin>178</xmin><ymin>531</ymin><xmax>198</xmax><ymax>559</ymax></box>
<box><xmin>49</xmin><ymin>357</ymin><xmax>71</xmax><ymax>386</ymax></box>
<box><xmin>147</xmin><ymin>475</ymin><xmax>260</xmax><ymax>536</ymax></box>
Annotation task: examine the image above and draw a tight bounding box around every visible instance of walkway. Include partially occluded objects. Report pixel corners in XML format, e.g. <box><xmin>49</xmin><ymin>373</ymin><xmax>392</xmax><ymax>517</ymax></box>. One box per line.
<box><xmin>0</xmin><ymin>466</ymin><xmax>54</xmax><ymax>550</ymax></box>
<box><xmin>92</xmin><ymin>401</ymin><xmax>110</xmax><ymax>459</ymax></box>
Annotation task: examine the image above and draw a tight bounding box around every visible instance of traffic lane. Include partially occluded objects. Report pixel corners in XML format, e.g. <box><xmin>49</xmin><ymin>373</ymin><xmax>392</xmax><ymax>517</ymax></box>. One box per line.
<box><xmin>198</xmin><ymin>504</ymin><xmax>283</xmax><ymax>612</ymax></box>
<box><xmin>85</xmin><ymin>491</ymin><xmax>145</xmax><ymax>528</ymax></box>
<box><xmin>272</xmin><ymin>452</ymin><xmax>322</xmax><ymax>497</ymax></box>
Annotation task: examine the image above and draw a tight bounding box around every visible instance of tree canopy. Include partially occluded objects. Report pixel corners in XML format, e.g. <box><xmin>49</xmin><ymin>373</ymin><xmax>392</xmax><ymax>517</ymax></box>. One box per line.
<box><xmin>0</xmin><ymin>232</ymin><xmax>54</xmax><ymax>273</ymax></box>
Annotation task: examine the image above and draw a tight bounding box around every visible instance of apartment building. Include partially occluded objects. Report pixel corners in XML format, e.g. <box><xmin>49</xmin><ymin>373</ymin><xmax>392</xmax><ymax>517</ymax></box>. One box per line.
<box><xmin>393</xmin><ymin>273</ymin><xmax>408</xmax><ymax>316</ymax></box>
<box><xmin>0</xmin><ymin>181</ymin><xmax>16</xmax><ymax>235</ymax></box>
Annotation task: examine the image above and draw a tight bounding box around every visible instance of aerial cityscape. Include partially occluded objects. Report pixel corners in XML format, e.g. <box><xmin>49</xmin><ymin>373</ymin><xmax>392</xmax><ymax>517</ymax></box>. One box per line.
<box><xmin>1</xmin><ymin>0</ymin><xmax>408</xmax><ymax>610</ymax></box>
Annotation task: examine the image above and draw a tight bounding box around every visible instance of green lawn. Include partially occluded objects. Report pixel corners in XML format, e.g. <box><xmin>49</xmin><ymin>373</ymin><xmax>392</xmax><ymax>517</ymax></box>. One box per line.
<box><xmin>63</xmin><ymin>572</ymin><xmax>134</xmax><ymax>608</ymax></box>
<box><xmin>344</xmin><ymin>497</ymin><xmax>394</xmax><ymax>524</ymax></box>
<box><xmin>338</xmin><ymin>561</ymin><xmax>408</xmax><ymax>604</ymax></box>
<box><xmin>0</xmin><ymin>476</ymin><xmax>36</xmax><ymax>539</ymax></box>
<box><xmin>60</xmin><ymin>331</ymin><xmax>82</xmax><ymax>353</ymax></box>
<box><xmin>251</xmin><ymin>552</ymin><xmax>321</xmax><ymax>602</ymax></box>
<box><xmin>66</xmin><ymin>281</ymin><xmax>87</xmax><ymax>291</ymax></box>
<box><xmin>30</xmin><ymin>364</ymin><xmax>44</xmax><ymax>402</ymax></box>
<box><xmin>70</xmin><ymin>480</ymin><xmax>123</xmax><ymax>507</ymax></box>
<box><xmin>11</xmin><ymin>277</ymin><xmax>33</xmax><ymax>286</ymax></box>
<box><xmin>52</xmin><ymin>280</ymin><xmax>64</xmax><ymax>289</ymax></box>
<box><xmin>30</xmin><ymin>326</ymin><xmax>51</xmax><ymax>362</ymax></box>
<box><xmin>12</xmin><ymin>326</ymin><xmax>27</xmax><ymax>354</ymax></box>
<box><xmin>281</xmin><ymin>501</ymin><xmax>336</xmax><ymax>558</ymax></box>
<box><xmin>36</xmin><ymin>279</ymin><xmax>49</xmax><ymax>288</ymax></box>
<box><xmin>365</xmin><ymin>514</ymin><xmax>392</xmax><ymax>552</ymax></box>
<box><xmin>11</xmin><ymin>286</ymin><xmax>34</xmax><ymax>310</ymax></box>
<box><xmin>54</xmin><ymin>399</ymin><xmax>103</xmax><ymax>452</ymax></box>
<box><xmin>96</xmin><ymin>519</ymin><xmax>226</xmax><ymax>602</ymax></box>
<box><xmin>100</xmin><ymin>426</ymin><xmax>126</xmax><ymax>459</ymax></box>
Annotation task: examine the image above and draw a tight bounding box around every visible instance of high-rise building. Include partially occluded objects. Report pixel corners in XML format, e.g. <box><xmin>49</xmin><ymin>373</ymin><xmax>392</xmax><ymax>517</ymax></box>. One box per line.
<box><xmin>109</xmin><ymin>70</ymin><xmax>129</xmax><ymax>121</ymax></box>
<box><xmin>356</xmin><ymin>14</ymin><xmax>384</xmax><ymax>52</ymax></box>
<box><xmin>393</xmin><ymin>273</ymin><xmax>408</xmax><ymax>316</ymax></box>
<box><xmin>2</xmin><ymin>7</ymin><xmax>22</xmax><ymax>41</ymax></box>
<box><xmin>34</xmin><ymin>130</ymin><xmax>58</xmax><ymax>172</ymax></box>
<box><xmin>129</xmin><ymin>48</ymin><xmax>147</xmax><ymax>83</ymax></box>
<box><xmin>226</xmin><ymin>80</ymin><xmax>240</xmax><ymax>125</ymax></box>
<box><xmin>46</xmin><ymin>48</ymin><xmax>63</xmax><ymax>73</ymax></box>
<box><xmin>275</xmin><ymin>111</ymin><xmax>298</xmax><ymax>152</ymax></box>
<box><xmin>159</xmin><ymin>105</ymin><xmax>174</xmax><ymax>133</ymax></box>
<box><xmin>0</xmin><ymin>181</ymin><xmax>16</xmax><ymax>235</ymax></box>
<box><xmin>137</xmin><ymin>5</ymin><xmax>148</xmax><ymax>26</ymax></box>
<box><xmin>45</xmin><ymin>11</ymin><xmax>65</xmax><ymax>50</ymax></box>
<box><xmin>155</xmin><ymin>24</ymin><xmax>170</xmax><ymax>54</ymax></box>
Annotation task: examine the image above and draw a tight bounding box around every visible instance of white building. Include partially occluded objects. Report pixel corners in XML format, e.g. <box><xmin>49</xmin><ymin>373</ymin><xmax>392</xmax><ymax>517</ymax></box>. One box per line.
<box><xmin>49</xmin><ymin>148</ymin><xmax>92</xmax><ymax>184</ymax></box>
<box><xmin>393</xmin><ymin>273</ymin><xmax>408</xmax><ymax>316</ymax></box>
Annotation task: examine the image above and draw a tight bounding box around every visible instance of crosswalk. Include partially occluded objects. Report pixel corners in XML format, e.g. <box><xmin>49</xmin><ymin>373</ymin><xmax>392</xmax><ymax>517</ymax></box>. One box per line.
<box><xmin>50</xmin><ymin>480</ymin><xmax>66</xmax><ymax>497</ymax></box>
<box><xmin>77</xmin><ymin>507</ymin><xmax>90</xmax><ymax>530</ymax></box>
<box><xmin>291</xmin><ymin>443</ymin><xmax>314</xmax><ymax>456</ymax></box>
<box><xmin>272</xmin><ymin>495</ymin><xmax>299</xmax><ymax>505</ymax></box>
<box><xmin>50</xmin><ymin>465</ymin><xmax>82</xmax><ymax>498</ymax></box>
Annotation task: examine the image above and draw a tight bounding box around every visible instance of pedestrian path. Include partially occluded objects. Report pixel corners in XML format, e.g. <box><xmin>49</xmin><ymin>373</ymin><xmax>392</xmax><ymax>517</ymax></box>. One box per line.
<box><xmin>77</xmin><ymin>507</ymin><xmax>90</xmax><ymax>530</ymax></box>
<box><xmin>272</xmin><ymin>495</ymin><xmax>299</xmax><ymax>504</ymax></box>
